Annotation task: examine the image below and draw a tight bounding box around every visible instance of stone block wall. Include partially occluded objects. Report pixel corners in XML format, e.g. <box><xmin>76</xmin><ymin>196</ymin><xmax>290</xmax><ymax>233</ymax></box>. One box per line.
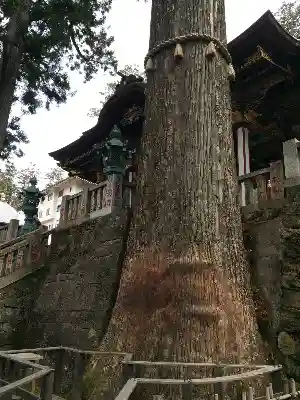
<box><xmin>0</xmin><ymin>266</ymin><xmax>48</xmax><ymax>349</ymax></box>
<box><xmin>0</xmin><ymin>210</ymin><xmax>131</xmax><ymax>350</ymax></box>
<box><xmin>26</xmin><ymin>210</ymin><xmax>130</xmax><ymax>349</ymax></box>
<box><xmin>243</xmin><ymin>195</ymin><xmax>300</xmax><ymax>378</ymax></box>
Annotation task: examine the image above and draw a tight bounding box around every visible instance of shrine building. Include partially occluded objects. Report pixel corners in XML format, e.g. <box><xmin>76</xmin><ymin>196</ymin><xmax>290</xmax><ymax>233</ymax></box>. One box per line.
<box><xmin>49</xmin><ymin>11</ymin><xmax>300</xmax><ymax>208</ymax></box>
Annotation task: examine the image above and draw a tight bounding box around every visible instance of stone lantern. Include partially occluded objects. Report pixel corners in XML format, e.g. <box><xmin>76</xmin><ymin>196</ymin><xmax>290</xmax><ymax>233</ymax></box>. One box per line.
<box><xmin>102</xmin><ymin>125</ymin><xmax>127</xmax><ymax>176</ymax></box>
<box><xmin>102</xmin><ymin>126</ymin><xmax>128</xmax><ymax>208</ymax></box>
<box><xmin>19</xmin><ymin>177</ymin><xmax>45</xmax><ymax>236</ymax></box>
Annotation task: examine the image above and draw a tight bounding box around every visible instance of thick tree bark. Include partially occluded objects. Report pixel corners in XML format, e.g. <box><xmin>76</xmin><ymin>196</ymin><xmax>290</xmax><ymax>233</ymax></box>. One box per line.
<box><xmin>0</xmin><ymin>0</ymin><xmax>30</xmax><ymax>152</ymax></box>
<box><xmin>99</xmin><ymin>0</ymin><xmax>264</xmax><ymax>370</ymax></box>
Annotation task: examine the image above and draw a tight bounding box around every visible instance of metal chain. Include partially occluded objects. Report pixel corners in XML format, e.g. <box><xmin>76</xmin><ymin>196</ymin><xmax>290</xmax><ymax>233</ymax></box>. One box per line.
<box><xmin>144</xmin><ymin>33</ymin><xmax>232</xmax><ymax>69</ymax></box>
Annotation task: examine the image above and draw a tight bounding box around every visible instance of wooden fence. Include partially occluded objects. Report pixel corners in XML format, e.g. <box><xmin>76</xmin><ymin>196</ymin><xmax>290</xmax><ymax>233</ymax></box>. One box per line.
<box><xmin>0</xmin><ymin>346</ymin><xmax>129</xmax><ymax>400</ymax></box>
<box><xmin>0</xmin><ymin>347</ymin><xmax>290</xmax><ymax>400</ymax></box>
<box><xmin>117</xmin><ymin>360</ymin><xmax>291</xmax><ymax>400</ymax></box>
<box><xmin>238</xmin><ymin>161</ymin><xmax>285</xmax><ymax>207</ymax></box>
<box><xmin>0</xmin><ymin>347</ymin><xmax>298</xmax><ymax>400</ymax></box>
<box><xmin>0</xmin><ymin>351</ymin><xmax>54</xmax><ymax>399</ymax></box>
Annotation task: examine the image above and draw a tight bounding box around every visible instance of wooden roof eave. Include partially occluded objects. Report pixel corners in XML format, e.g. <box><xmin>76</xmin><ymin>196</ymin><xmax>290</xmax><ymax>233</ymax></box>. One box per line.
<box><xmin>228</xmin><ymin>11</ymin><xmax>300</xmax><ymax>64</ymax></box>
<box><xmin>49</xmin><ymin>81</ymin><xmax>146</xmax><ymax>163</ymax></box>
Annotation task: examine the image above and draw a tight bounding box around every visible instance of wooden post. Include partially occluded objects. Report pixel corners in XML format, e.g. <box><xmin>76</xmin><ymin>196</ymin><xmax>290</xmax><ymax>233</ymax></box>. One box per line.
<box><xmin>53</xmin><ymin>349</ymin><xmax>66</xmax><ymax>395</ymax></box>
<box><xmin>121</xmin><ymin>354</ymin><xmax>134</xmax><ymax>386</ymax></box>
<box><xmin>213</xmin><ymin>366</ymin><xmax>225</xmax><ymax>400</ymax></box>
<box><xmin>40</xmin><ymin>370</ymin><xmax>54</xmax><ymax>400</ymax></box>
<box><xmin>290</xmin><ymin>379</ymin><xmax>297</xmax><ymax>397</ymax></box>
<box><xmin>181</xmin><ymin>382</ymin><xmax>193</xmax><ymax>400</ymax></box>
<box><xmin>283</xmin><ymin>378</ymin><xmax>289</xmax><ymax>394</ymax></box>
<box><xmin>70</xmin><ymin>352</ymin><xmax>86</xmax><ymax>400</ymax></box>
<box><xmin>248</xmin><ymin>386</ymin><xmax>254</xmax><ymax>400</ymax></box>
<box><xmin>58</xmin><ymin>195</ymin><xmax>70</xmax><ymax>228</ymax></box>
<box><xmin>6</xmin><ymin>219</ymin><xmax>19</xmax><ymax>242</ymax></box>
<box><xmin>0</xmin><ymin>357</ymin><xmax>6</xmax><ymax>376</ymax></box>
<box><xmin>265</xmin><ymin>385</ymin><xmax>271</xmax><ymax>400</ymax></box>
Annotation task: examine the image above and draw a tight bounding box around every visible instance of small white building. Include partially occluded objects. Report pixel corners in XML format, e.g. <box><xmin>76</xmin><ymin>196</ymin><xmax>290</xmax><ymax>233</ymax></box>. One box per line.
<box><xmin>38</xmin><ymin>176</ymin><xmax>92</xmax><ymax>230</ymax></box>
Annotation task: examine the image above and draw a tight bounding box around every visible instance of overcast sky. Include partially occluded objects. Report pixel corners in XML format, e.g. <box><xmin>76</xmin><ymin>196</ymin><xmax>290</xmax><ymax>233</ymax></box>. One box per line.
<box><xmin>13</xmin><ymin>0</ymin><xmax>285</xmax><ymax>174</ymax></box>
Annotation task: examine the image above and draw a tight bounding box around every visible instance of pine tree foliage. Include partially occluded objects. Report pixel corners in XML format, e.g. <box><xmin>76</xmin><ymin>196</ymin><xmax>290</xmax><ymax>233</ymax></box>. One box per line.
<box><xmin>44</xmin><ymin>166</ymin><xmax>67</xmax><ymax>189</ymax></box>
<box><xmin>0</xmin><ymin>0</ymin><xmax>117</xmax><ymax>156</ymax></box>
<box><xmin>0</xmin><ymin>159</ymin><xmax>17</xmax><ymax>205</ymax></box>
<box><xmin>0</xmin><ymin>117</ymin><xmax>28</xmax><ymax>160</ymax></box>
<box><xmin>0</xmin><ymin>0</ymin><xmax>117</xmax><ymax>112</ymax></box>
<box><xmin>276</xmin><ymin>1</ymin><xmax>300</xmax><ymax>38</ymax></box>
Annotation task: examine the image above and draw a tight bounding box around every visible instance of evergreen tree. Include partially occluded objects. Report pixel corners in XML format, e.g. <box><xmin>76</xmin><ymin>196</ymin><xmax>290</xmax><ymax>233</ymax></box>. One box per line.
<box><xmin>0</xmin><ymin>116</ymin><xmax>28</xmax><ymax>160</ymax></box>
<box><xmin>276</xmin><ymin>1</ymin><xmax>300</xmax><ymax>38</ymax></box>
<box><xmin>44</xmin><ymin>166</ymin><xmax>67</xmax><ymax>189</ymax></box>
<box><xmin>0</xmin><ymin>0</ymin><xmax>117</xmax><ymax>154</ymax></box>
<box><xmin>0</xmin><ymin>159</ymin><xmax>17</xmax><ymax>205</ymax></box>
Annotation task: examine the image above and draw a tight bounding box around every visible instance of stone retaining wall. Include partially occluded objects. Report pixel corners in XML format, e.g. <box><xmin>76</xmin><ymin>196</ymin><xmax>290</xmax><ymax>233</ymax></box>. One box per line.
<box><xmin>0</xmin><ymin>210</ymin><xmax>131</xmax><ymax>350</ymax></box>
<box><xmin>243</xmin><ymin>190</ymin><xmax>300</xmax><ymax>378</ymax></box>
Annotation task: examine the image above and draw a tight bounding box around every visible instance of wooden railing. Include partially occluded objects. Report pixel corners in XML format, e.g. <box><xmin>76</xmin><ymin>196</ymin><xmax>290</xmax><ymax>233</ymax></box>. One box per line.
<box><xmin>0</xmin><ymin>346</ymin><xmax>129</xmax><ymax>399</ymax></box>
<box><xmin>0</xmin><ymin>351</ymin><xmax>54</xmax><ymax>399</ymax></box>
<box><xmin>0</xmin><ymin>228</ymin><xmax>52</xmax><ymax>281</ymax></box>
<box><xmin>238</xmin><ymin>161</ymin><xmax>284</xmax><ymax>207</ymax></box>
<box><xmin>0</xmin><ymin>348</ymin><xmax>289</xmax><ymax>400</ymax></box>
<box><xmin>117</xmin><ymin>360</ymin><xmax>288</xmax><ymax>400</ymax></box>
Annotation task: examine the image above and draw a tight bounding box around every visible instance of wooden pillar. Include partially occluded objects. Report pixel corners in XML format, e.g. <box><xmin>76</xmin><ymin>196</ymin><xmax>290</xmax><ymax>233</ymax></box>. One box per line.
<box><xmin>70</xmin><ymin>352</ymin><xmax>86</xmax><ymax>400</ymax></box>
<box><xmin>236</xmin><ymin>126</ymin><xmax>250</xmax><ymax>176</ymax></box>
<box><xmin>121</xmin><ymin>354</ymin><xmax>134</xmax><ymax>386</ymax></box>
<box><xmin>236</xmin><ymin>126</ymin><xmax>250</xmax><ymax>206</ymax></box>
<box><xmin>53</xmin><ymin>349</ymin><xmax>66</xmax><ymax>395</ymax></box>
<box><xmin>213</xmin><ymin>366</ymin><xmax>226</xmax><ymax>400</ymax></box>
<box><xmin>40</xmin><ymin>371</ymin><xmax>54</xmax><ymax>400</ymax></box>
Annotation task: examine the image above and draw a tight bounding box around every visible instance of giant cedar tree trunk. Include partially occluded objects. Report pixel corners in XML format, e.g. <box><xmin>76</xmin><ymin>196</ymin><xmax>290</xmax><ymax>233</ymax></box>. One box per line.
<box><xmin>0</xmin><ymin>0</ymin><xmax>30</xmax><ymax>152</ymax></box>
<box><xmin>99</xmin><ymin>0</ymin><xmax>264</xmax><ymax>366</ymax></box>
